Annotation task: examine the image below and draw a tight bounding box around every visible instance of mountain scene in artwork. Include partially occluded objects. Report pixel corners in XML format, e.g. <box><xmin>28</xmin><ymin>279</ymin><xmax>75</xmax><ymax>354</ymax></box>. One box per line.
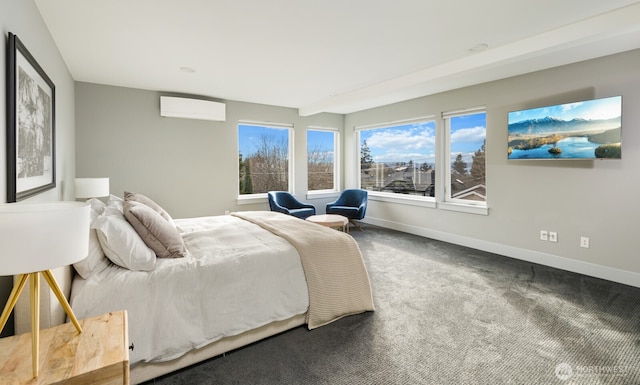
<box><xmin>507</xmin><ymin>96</ymin><xmax>621</xmax><ymax>159</ymax></box>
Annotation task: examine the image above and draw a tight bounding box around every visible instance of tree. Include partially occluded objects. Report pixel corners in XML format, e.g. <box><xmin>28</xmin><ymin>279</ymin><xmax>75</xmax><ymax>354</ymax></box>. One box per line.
<box><xmin>238</xmin><ymin>154</ymin><xmax>245</xmax><ymax>192</ymax></box>
<box><xmin>452</xmin><ymin>154</ymin><xmax>467</xmax><ymax>175</ymax></box>
<box><xmin>360</xmin><ymin>140</ymin><xmax>373</xmax><ymax>174</ymax></box>
<box><xmin>470</xmin><ymin>139</ymin><xmax>486</xmax><ymax>183</ymax></box>
<box><xmin>420</xmin><ymin>162</ymin><xmax>432</xmax><ymax>172</ymax></box>
<box><xmin>238</xmin><ymin>153</ymin><xmax>253</xmax><ymax>194</ymax></box>
<box><xmin>243</xmin><ymin>160</ymin><xmax>253</xmax><ymax>194</ymax></box>
<box><xmin>247</xmin><ymin>134</ymin><xmax>288</xmax><ymax>193</ymax></box>
<box><xmin>308</xmin><ymin>144</ymin><xmax>333</xmax><ymax>190</ymax></box>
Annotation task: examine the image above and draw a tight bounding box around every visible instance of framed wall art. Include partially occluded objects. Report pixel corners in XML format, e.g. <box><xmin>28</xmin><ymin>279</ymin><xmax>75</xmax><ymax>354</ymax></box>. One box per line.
<box><xmin>6</xmin><ymin>32</ymin><xmax>56</xmax><ymax>202</ymax></box>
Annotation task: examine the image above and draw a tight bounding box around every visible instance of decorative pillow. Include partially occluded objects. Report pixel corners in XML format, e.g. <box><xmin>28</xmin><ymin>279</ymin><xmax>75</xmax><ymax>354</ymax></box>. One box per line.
<box><xmin>124</xmin><ymin>191</ymin><xmax>174</xmax><ymax>226</ymax></box>
<box><xmin>93</xmin><ymin>207</ymin><xmax>156</xmax><ymax>271</ymax></box>
<box><xmin>73</xmin><ymin>198</ymin><xmax>110</xmax><ymax>279</ymax></box>
<box><xmin>124</xmin><ymin>200</ymin><xmax>186</xmax><ymax>258</ymax></box>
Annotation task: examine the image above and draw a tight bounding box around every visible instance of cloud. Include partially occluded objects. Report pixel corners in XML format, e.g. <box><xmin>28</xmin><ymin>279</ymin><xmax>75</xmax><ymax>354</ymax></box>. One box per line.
<box><xmin>450</xmin><ymin>126</ymin><xmax>486</xmax><ymax>143</ymax></box>
<box><xmin>366</xmin><ymin>125</ymin><xmax>435</xmax><ymax>151</ymax></box>
<box><xmin>372</xmin><ymin>151</ymin><xmax>436</xmax><ymax>163</ymax></box>
<box><xmin>364</xmin><ymin>125</ymin><xmax>437</xmax><ymax>163</ymax></box>
<box><xmin>561</xmin><ymin>102</ymin><xmax>583</xmax><ymax>113</ymax></box>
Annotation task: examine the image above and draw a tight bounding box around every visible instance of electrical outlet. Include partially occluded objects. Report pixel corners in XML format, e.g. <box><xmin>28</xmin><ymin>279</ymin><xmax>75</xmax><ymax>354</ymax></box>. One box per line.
<box><xmin>549</xmin><ymin>232</ymin><xmax>557</xmax><ymax>242</ymax></box>
<box><xmin>540</xmin><ymin>230</ymin><xmax>548</xmax><ymax>241</ymax></box>
<box><xmin>580</xmin><ymin>236</ymin><xmax>590</xmax><ymax>248</ymax></box>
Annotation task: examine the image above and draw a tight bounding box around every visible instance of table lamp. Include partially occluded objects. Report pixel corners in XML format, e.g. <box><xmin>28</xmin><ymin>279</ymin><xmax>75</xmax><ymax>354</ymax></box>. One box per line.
<box><xmin>0</xmin><ymin>201</ymin><xmax>90</xmax><ymax>377</ymax></box>
<box><xmin>75</xmin><ymin>177</ymin><xmax>110</xmax><ymax>199</ymax></box>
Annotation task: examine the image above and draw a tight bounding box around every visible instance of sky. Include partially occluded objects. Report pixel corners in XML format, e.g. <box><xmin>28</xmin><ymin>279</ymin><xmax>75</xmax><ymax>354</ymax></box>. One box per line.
<box><xmin>508</xmin><ymin>95</ymin><xmax>622</xmax><ymax>123</ymax></box>
<box><xmin>450</xmin><ymin>113</ymin><xmax>487</xmax><ymax>154</ymax></box>
<box><xmin>238</xmin><ymin>114</ymin><xmax>487</xmax><ymax>167</ymax></box>
<box><xmin>360</xmin><ymin>121</ymin><xmax>436</xmax><ymax>164</ymax></box>
<box><xmin>307</xmin><ymin>130</ymin><xmax>335</xmax><ymax>151</ymax></box>
<box><xmin>239</xmin><ymin>125</ymin><xmax>336</xmax><ymax>158</ymax></box>
<box><xmin>238</xmin><ymin>124</ymin><xmax>290</xmax><ymax>157</ymax></box>
<box><xmin>359</xmin><ymin>113</ymin><xmax>486</xmax><ymax>164</ymax></box>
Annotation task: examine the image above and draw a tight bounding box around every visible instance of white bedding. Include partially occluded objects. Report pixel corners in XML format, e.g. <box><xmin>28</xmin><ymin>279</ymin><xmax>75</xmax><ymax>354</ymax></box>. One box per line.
<box><xmin>69</xmin><ymin>215</ymin><xmax>309</xmax><ymax>365</ymax></box>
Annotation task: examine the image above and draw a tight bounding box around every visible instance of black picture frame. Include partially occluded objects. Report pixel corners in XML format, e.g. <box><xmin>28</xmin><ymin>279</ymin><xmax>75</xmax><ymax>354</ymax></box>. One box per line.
<box><xmin>6</xmin><ymin>32</ymin><xmax>56</xmax><ymax>202</ymax></box>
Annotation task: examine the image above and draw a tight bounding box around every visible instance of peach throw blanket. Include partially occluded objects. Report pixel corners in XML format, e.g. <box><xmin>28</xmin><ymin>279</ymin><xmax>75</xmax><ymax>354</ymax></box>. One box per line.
<box><xmin>232</xmin><ymin>211</ymin><xmax>375</xmax><ymax>329</ymax></box>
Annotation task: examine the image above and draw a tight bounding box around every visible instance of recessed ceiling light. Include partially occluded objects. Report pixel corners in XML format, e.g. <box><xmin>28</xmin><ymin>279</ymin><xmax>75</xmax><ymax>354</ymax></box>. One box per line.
<box><xmin>180</xmin><ymin>66</ymin><xmax>196</xmax><ymax>73</ymax></box>
<box><xmin>468</xmin><ymin>43</ymin><xmax>488</xmax><ymax>53</ymax></box>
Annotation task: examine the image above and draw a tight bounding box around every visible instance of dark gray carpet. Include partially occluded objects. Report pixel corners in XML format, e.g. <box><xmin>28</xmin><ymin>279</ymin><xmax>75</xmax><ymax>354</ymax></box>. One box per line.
<box><xmin>144</xmin><ymin>224</ymin><xmax>640</xmax><ymax>384</ymax></box>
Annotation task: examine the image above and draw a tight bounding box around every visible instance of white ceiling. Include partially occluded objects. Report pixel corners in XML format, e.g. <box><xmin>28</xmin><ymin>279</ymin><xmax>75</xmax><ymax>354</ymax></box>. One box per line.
<box><xmin>35</xmin><ymin>0</ymin><xmax>640</xmax><ymax>116</ymax></box>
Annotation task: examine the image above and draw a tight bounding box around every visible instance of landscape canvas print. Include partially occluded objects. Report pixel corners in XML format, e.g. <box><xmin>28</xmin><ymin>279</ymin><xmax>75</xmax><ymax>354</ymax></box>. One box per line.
<box><xmin>507</xmin><ymin>96</ymin><xmax>622</xmax><ymax>160</ymax></box>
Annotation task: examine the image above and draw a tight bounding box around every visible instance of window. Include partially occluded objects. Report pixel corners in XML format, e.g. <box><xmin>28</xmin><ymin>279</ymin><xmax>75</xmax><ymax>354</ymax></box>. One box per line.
<box><xmin>358</xmin><ymin>118</ymin><xmax>436</xmax><ymax>198</ymax></box>
<box><xmin>238</xmin><ymin>123</ymin><xmax>292</xmax><ymax>195</ymax></box>
<box><xmin>307</xmin><ymin>128</ymin><xmax>338</xmax><ymax>191</ymax></box>
<box><xmin>443</xmin><ymin>109</ymin><xmax>486</xmax><ymax>204</ymax></box>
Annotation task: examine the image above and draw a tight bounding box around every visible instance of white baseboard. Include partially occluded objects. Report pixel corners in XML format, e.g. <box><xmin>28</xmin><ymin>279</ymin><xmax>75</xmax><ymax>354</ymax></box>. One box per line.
<box><xmin>362</xmin><ymin>217</ymin><xmax>640</xmax><ymax>289</ymax></box>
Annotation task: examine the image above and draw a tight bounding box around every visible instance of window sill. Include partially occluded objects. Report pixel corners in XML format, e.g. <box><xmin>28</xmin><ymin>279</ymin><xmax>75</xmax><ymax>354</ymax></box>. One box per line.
<box><xmin>367</xmin><ymin>192</ymin><xmax>488</xmax><ymax>215</ymax></box>
<box><xmin>439</xmin><ymin>202</ymin><xmax>488</xmax><ymax>215</ymax></box>
<box><xmin>306</xmin><ymin>190</ymin><xmax>340</xmax><ymax>200</ymax></box>
<box><xmin>237</xmin><ymin>194</ymin><xmax>267</xmax><ymax>205</ymax></box>
<box><xmin>369</xmin><ymin>192</ymin><xmax>437</xmax><ymax>208</ymax></box>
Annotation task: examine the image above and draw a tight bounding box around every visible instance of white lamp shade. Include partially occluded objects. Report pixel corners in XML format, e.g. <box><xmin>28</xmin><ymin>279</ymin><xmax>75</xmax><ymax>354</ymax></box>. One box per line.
<box><xmin>0</xmin><ymin>202</ymin><xmax>90</xmax><ymax>276</ymax></box>
<box><xmin>75</xmin><ymin>178</ymin><xmax>110</xmax><ymax>198</ymax></box>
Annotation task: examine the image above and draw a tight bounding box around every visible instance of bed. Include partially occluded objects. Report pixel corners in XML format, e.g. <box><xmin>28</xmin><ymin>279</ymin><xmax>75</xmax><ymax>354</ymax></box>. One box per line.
<box><xmin>13</xmin><ymin>194</ymin><xmax>374</xmax><ymax>384</ymax></box>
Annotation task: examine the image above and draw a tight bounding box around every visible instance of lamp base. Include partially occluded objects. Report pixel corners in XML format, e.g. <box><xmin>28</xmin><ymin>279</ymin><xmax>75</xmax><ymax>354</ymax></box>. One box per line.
<box><xmin>0</xmin><ymin>270</ymin><xmax>83</xmax><ymax>378</ymax></box>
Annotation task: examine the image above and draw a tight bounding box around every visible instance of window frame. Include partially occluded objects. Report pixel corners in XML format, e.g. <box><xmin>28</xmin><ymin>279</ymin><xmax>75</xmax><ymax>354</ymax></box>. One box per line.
<box><xmin>306</xmin><ymin>126</ymin><xmax>340</xmax><ymax>197</ymax></box>
<box><xmin>237</xmin><ymin>120</ymin><xmax>294</xmax><ymax>205</ymax></box>
<box><xmin>355</xmin><ymin>116</ymin><xmax>437</xmax><ymax>208</ymax></box>
<box><xmin>440</xmin><ymin>107</ymin><xmax>488</xmax><ymax>215</ymax></box>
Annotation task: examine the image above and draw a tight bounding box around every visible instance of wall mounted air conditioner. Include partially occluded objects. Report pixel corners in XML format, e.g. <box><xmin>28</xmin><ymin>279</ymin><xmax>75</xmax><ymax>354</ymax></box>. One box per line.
<box><xmin>160</xmin><ymin>96</ymin><xmax>226</xmax><ymax>121</ymax></box>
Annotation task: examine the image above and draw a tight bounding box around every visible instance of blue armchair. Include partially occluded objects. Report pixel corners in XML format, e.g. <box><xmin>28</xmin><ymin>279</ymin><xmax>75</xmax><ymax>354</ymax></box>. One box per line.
<box><xmin>326</xmin><ymin>189</ymin><xmax>368</xmax><ymax>229</ymax></box>
<box><xmin>267</xmin><ymin>191</ymin><xmax>316</xmax><ymax>219</ymax></box>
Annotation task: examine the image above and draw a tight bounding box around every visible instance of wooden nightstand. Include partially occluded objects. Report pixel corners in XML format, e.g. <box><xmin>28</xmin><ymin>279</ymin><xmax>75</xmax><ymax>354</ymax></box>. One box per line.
<box><xmin>0</xmin><ymin>310</ymin><xmax>129</xmax><ymax>384</ymax></box>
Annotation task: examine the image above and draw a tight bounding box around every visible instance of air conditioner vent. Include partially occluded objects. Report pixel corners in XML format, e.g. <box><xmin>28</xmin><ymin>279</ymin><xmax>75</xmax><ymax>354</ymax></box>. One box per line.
<box><xmin>160</xmin><ymin>96</ymin><xmax>226</xmax><ymax>121</ymax></box>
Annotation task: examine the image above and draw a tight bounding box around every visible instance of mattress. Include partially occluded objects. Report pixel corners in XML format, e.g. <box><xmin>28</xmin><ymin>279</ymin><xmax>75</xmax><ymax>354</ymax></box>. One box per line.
<box><xmin>69</xmin><ymin>214</ymin><xmax>309</xmax><ymax>365</ymax></box>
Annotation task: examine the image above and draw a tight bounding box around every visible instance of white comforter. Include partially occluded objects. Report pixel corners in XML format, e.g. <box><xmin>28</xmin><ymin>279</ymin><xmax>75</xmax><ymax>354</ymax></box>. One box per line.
<box><xmin>69</xmin><ymin>215</ymin><xmax>309</xmax><ymax>365</ymax></box>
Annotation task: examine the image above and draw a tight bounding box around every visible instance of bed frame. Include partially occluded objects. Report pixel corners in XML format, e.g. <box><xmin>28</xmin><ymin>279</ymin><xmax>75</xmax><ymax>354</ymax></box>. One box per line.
<box><xmin>14</xmin><ymin>266</ymin><xmax>306</xmax><ymax>384</ymax></box>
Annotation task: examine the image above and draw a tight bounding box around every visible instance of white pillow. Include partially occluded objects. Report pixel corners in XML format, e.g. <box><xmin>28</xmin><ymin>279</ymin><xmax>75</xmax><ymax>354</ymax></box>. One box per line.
<box><xmin>73</xmin><ymin>198</ymin><xmax>110</xmax><ymax>279</ymax></box>
<box><xmin>93</xmin><ymin>207</ymin><xmax>156</xmax><ymax>271</ymax></box>
<box><xmin>107</xmin><ymin>194</ymin><xmax>124</xmax><ymax>212</ymax></box>
<box><xmin>87</xmin><ymin>197</ymin><xmax>107</xmax><ymax>215</ymax></box>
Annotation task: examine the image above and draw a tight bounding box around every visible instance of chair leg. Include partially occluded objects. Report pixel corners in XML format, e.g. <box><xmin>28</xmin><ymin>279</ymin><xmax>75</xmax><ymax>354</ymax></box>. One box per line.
<box><xmin>350</xmin><ymin>220</ymin><xmax>363</xmax><ymax>231</ymax></box>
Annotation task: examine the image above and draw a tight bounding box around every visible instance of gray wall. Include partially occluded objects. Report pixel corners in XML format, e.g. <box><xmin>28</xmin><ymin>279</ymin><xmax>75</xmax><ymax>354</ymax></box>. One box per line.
<box><xmin>75</xmin><ymin>83</ymin><xmax>344</xmax><ymax>218</ymax></box>
<box><xmin>345</xmin><ymin>49</ymin><xmax>640</xmax><ymax>285</ymax></box>
<box><xmin>75</xmin><ymin>51</ymin><xmax>640</xmax><ymax>288</ymax></box>
<box><xmin>0</xmin><ymin>0</ymin><xmax>77</xmax><ymax>336</ymax></box>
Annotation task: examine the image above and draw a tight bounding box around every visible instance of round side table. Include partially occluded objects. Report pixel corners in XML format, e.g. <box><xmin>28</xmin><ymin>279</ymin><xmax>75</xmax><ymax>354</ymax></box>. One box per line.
<box><xmin>306</xmin><ymin>214</ymin><xmax>349</xmax><ymax>232</ymax></box>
